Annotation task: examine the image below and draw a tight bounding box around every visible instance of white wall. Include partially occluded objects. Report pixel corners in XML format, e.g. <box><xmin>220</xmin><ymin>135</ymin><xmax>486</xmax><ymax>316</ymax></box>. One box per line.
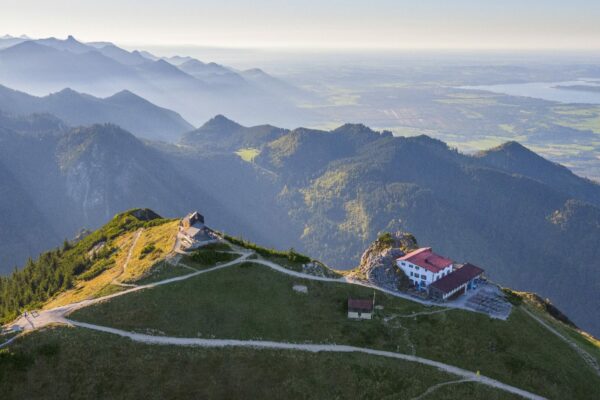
<box><xmin>348</xmin><ymin>311</ymin><xmax>372</xmax><ymax>320</ymax></box>
<box><xmin>397</xmin><ymin>260</ymin><xmax>453</xmax><ymax>287</ymax></box>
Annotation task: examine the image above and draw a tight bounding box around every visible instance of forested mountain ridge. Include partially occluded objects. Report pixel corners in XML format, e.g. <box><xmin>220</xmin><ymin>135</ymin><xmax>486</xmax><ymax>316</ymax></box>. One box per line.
<box><xmin>0</xmin><ymin>112</ymin><xmax>599</xmax><ymax>336</ymax></box>
<box><xmin>0</xmin><ymin>209</ymin><xmax>166</xmax><ymax>324</ymax></box>
<box><xmin>0</xmin><ymin>113</ymin><xmax>296</xmax><ymax>274</ymax></box>
<box><xmin>180</xmin><ymin>114</ymin><xmax>288</xmax><ymax>151</ymax></box>
<box><xmin>0</xmin><ymin>84</ymin><xmax>193</xmax><ymax>141</ymax></box>
<box><xmin>477</xmin><ymin>141</ymin><xmax>600</xmax><ymax>206</ymax></box>
<box><xmin>249</xmin><ymin>124</ymin><xmax>600</xmax><ymax>336</ymax></box>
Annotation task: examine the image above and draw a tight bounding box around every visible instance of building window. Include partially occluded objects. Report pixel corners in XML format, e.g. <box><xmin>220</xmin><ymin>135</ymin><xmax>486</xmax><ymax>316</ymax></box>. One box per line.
<box><xmin>421</xmin><ymin>274</ymin><xmax>426</xmax><ymax>279</ymax></box>
<box><xmin>409</xmin><ymin>272</ymin><xmax>413</xmax><ymax>277</ymax></box>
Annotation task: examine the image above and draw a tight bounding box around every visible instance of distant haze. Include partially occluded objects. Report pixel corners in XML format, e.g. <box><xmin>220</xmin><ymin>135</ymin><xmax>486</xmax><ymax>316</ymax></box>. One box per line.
<box><xmin>1</xmin><ymin>0</ymin><xmax>600</xmax><ymax>50</ymax></box>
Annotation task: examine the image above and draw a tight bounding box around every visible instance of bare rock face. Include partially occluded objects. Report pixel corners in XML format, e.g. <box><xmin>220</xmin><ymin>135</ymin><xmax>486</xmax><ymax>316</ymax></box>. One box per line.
<box><xmin>356</xmin><ymin>232</ymin><xmax>418</xmax><ymax>277</ymax></box>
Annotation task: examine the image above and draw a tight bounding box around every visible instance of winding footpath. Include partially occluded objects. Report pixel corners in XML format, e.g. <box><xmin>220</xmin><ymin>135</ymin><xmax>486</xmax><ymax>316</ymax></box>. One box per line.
<box><xmin>7</xmin><ymin>252</ymin><xmax>253</xmax><ymax>333</ymax></box>
<box><xmin>522</xmin><ymin>307</ymin><xmax>600</xmax><ymax>377</ymax></box>
<box><xmin>111</xmin><ymin>228</ymin><xmax>144</xmax><ymax>287</ymax></box>
<box><xmin>1</xmin><ymin>248</ymin><xmax>550</xmax><ymax>399</ymax></box>
<box><xmin>66</xmin><ymin>319</ymin><xmax>545</xmax><ymax>400</ymax></box>
<box><xmin>0</xmin><ymin>334</ymin><xmax>20</xmax><ymax>349</ymax></box>
<box><xmin>409</xmin><ymin>378</ymin><xmax>474</xmax><ymax>400</ymax></box>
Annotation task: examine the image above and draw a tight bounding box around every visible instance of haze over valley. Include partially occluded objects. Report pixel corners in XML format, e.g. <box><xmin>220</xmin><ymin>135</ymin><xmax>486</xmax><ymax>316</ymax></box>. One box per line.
<box><xmin>1</xmin><ymin>2</ymin><xmax>599</xmax><ymax>398</ymax></box>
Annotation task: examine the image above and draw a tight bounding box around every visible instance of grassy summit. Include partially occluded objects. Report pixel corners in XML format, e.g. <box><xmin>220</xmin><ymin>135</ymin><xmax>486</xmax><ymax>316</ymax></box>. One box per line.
<box><xmin>2</xmin><ymin>210</ymin><xmax>599</xmax><ymax>399</ymax></box>
<box><xmin>0</xmin><ymin>209</ymin><xmax>176</xmax><ymax>323</ymax></box>
<box><xmin>70</xmin><ymin>262</ymin><xmax>600</xmax><ymax>400</ymax></box>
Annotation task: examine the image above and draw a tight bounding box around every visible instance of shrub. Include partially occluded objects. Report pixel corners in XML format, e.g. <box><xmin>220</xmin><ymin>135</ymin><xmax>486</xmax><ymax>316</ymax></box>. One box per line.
<box><xmin>201</xmin><ymin>242</ymin><xmax>232</xmax><ymax>252</ymax></box>
<box><xmin>377</xmin><ymin>232</ymin><xmax>394</xmax><ymax>247</ymax></box>
<box><xmin>79</xmin><ymin>259</ymin><xmax>115</xmax><ymax>281</ymax></box>
<box><xmin>190</xmin><ymin>250</ymin><xmax>236</xmax><ymax>266</ymax></box>
<box><xmin>224</xmin><ymin>235</ymin><xmax>311</xmax><ymax>264</ymax></box>
<box><xmin>502</xmin><ymin>288</ymin><xmax>523</xmax><ymax>306</ymax></box>
<box><xmin>139</xmin><ymin>244</ymin><xmax>157</xmax><ymax>259</ymax></box>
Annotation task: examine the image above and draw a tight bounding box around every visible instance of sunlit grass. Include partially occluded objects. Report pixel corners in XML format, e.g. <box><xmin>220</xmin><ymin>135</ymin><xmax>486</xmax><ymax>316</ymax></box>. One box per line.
<box><xmin>44</xmin><ymin>220</ymin><xmax>178</xmax><ymax>308</ymax></box>
<box><xmin>235</xmin><ymin>148</ymin><xmax>261</xmax><ymax>162</ymax></box>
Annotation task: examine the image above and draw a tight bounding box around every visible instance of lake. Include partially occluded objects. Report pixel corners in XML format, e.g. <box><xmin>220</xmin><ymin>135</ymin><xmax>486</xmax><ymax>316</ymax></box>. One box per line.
<box><xmin>460</xmin><ymin>79</ymin><xmax>600</xmax><ymax>104</ymax></box>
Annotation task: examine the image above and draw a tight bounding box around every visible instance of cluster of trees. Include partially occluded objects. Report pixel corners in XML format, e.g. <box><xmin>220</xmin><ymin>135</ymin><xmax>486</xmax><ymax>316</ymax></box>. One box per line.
<box><xmin>190</xmin><ymin>249</ymin><xmax>236</xmax><ymax>266</ymax></box>
<box><xmin>0</xmin><ymin>245</ymin><xmax>85</xmax><ymax>324</ymax></box>
<box><xmin>0</xmin><ymin>209</ymin><xmax>167</xmax><ymax>324</ymax></box>
<box><xmin>224</xmin><ymin>234</ymin><xmax>311</xmax><ymax>264</ymax></box>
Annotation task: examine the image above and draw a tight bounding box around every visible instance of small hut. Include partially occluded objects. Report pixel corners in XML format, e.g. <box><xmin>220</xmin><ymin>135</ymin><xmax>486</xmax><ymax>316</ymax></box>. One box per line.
<box><xmin>347</xmin><ymin>298</ymin><xmax>374</xmax><ymax>320</ymax></box>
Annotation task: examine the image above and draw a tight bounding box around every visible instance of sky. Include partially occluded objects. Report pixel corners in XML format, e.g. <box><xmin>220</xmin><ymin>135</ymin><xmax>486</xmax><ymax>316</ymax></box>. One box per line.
<box><xmin>2</xmin><ymin>0</ymin><xmax>600</xmax><ymax>50</ymax></box>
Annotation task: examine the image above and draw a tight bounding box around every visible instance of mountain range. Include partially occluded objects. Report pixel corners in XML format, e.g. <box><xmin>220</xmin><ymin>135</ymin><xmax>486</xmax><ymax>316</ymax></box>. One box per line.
<box><xmin>0</xmin><ymin>84</ymin><xmax>192</xmax><ymax>141</ymax></box>
<box><xmin>0</xmin><ymin>35</ymin><xmax>309</xmax><ymax>126</ymax></box>
<box><xmin>0</xmin><ymin>111</ymin><xmax>599</xmax><ymax>337</ymax></box>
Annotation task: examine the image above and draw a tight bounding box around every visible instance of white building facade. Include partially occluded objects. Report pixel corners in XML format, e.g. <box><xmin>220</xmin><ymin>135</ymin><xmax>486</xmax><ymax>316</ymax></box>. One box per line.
<box><xmin>396</xmin><ymin>247</ymin><xmax>454</xmax><ymax>290</ymax></box>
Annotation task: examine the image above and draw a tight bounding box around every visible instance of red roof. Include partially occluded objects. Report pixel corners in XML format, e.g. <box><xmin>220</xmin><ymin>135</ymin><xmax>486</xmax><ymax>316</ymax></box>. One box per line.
<box><xmin>348</xmin><ymin>298</ymin><xmax>374</xmax><ymax>312</ymax></box>
<box><xmin>397</xmin><ymin>247</ymin><xmax>453</xmax><ymax>273</ymax></box>
<box><xmin>430</xmin><ymin>263</ymin><xmax>484</xmax><ymax>294</ymax></box>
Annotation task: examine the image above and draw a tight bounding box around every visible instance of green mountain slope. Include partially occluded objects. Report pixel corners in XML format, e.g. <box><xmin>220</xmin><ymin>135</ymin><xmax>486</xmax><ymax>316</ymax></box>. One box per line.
<box><xmin>476</xmin><ymin>141</ymin><xmax>600</xmax><ymax>205</ymax></box>
<box><xmin>0</xmin><ymin>329</ymin><xmax>520</xmax><ymax>400</ymax></box>
<box><xmin>0</xmin><ymin>116</ymin><xmax>297</xmax><ymax>272</ymax></box>
<box><xmin>0</xmin><ymin>209</ymin><xmax>169</xmax><ymax>323</ymax></box>
<box><xmin>1</xmin><ymin>212</ymin><xmax>599</xmax><ymax>399</ymax></box>
<box><xmin>1</xmin><ymin>113</ymin><xmax>599</xmax><ymax>337</ymax></box>
<box><xmin>252</xmin><ymin>126</ymin><xmax>600</xmax><ymax>337</ymax></box>
<box><xmin>180</xmin><ymin>114</ymin><xmax>288</xmax><ymax>151</ymax></box>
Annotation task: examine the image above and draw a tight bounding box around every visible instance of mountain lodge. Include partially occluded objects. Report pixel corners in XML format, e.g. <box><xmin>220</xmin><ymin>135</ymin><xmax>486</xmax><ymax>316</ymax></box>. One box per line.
<box><xmin>397</xmin><ymin>247</ymin><xmax>454</xmax><ymax>289</ymax></box>
<box><xmin>396</xmin><ymin>248</ymin><xmax>484</xmax><ymax>301</ymax></box>
<box><xmin>179</xmin><ymin>211</ymin><xmax>213</xmax><ymax>248</ymax></box>
<box><xmin>429</xmin><ymin>263</ymin><xmax>484</xmax><ymax>300</ymax></box>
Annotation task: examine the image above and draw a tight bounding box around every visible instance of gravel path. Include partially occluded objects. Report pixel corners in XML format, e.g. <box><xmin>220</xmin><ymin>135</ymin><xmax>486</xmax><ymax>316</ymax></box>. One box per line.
<box><xmin>66</xmin><ymin>319</ymin><xmax>547</xmax><ymax>400</ymax></box>
<box><xmin>409</xmin><ymin>378</ymin><xmax>474</xmax><ymax>400</ymax></box>
<box><xmin>3</xmin><ymin>249</ymin><xmax>548</xmax><ymax>399</ymax></box>
<box><xmin>8</xmin><ymin>252</ymin><xmax>252</xmax><ymax>332</ymax></box>
<box><xmin>0</xmin><ymin>334</ymin><xmax>21</xmax><ymax>349</ymax></box>
<box><xmin>522</xmin><ymin>307</ymin><xmax>600</xmax><ymax>377</ymax></box>
<box><xmin>112</xmin><ymin>228</ymin><xmax>144</xmax><ymax>287</ymax></box>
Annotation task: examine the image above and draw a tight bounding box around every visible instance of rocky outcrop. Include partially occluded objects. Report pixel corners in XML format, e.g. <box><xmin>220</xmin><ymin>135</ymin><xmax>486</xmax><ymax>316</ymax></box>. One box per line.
<box><xmin>352</xmin><ymin>232</ymin><xmax>418</xmax><ymax>279</ymax></box>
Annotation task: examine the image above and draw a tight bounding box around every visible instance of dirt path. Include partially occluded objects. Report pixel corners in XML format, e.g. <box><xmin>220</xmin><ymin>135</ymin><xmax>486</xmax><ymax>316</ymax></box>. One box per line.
<box><xmin>385</xmin><ymin>308</ymin><xmax>452</xmax><ymax>322</ymax></box>
<box><xmin>65</xmin><ymin>319</ymin><xmax>546</xmax><ymax>400</ymax></box>
<box><xmin>409</xmin><ymin>378</ymin><xmax>474</xmax><ymax>400</ymax></box>
<box><xmin>522</xmin><ymin>307</ymin><xmax>600</xmax><ymax>377</ymax></box>
<box><xmin>384</xmin><ymin>308</ymin><xmax>452</xmax><ymax>355</ymax></box>
<box><xmin>251</xmin><ymin>258</ymin><xmax>509</xmax><ymax>318</ymax></box>
<box><xmin>9</xmin><ymin>252</ymin><xmax>252</xmax><ymax>332</ymax></box>
<box><xmin>0</xmin><ymin>334</ymin><xmax>22</xmax><ymax>349</ymax></box>
<box><xmin>4</xmin><ymin>249</ymin><xmax>547</xmax><ymax>399</ymax></box>
<box><xmin>386</xmin><ymin>318</ymin><xmax>416</xmax><ymax>356</ymax></box>
<box><xmin>8</xmin><ymin>254</ymin><xmax>508</xmax><ymax>335</ymax></box>
<box><xmin>111</xmin><ymin>228</ymin><xmax>143</xmax><ymax>287</ymax></box>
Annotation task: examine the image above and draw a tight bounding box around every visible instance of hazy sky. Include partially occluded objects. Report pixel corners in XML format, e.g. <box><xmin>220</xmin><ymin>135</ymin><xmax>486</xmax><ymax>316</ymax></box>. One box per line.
<box><xmin>2</xmin><ymin>0</ymin><xmax>600</xmax><ymax>50</ymax></box>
